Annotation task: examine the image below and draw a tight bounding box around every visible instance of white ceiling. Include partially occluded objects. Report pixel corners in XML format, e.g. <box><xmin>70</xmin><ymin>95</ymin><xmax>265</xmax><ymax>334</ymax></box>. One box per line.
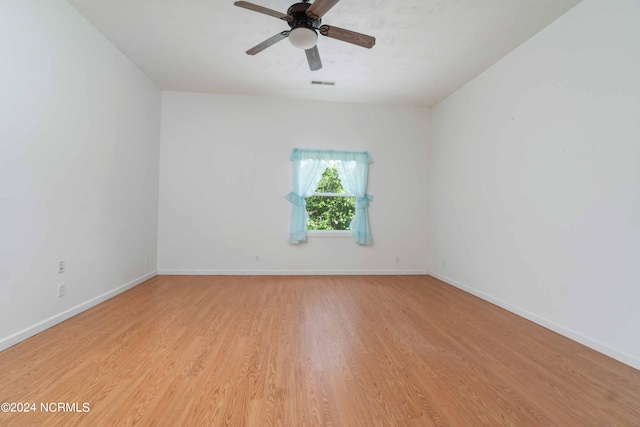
<box><xmin>66</xmin><ymin>0</ymin><xmax>581</xmax><ymax>107</ymax></box>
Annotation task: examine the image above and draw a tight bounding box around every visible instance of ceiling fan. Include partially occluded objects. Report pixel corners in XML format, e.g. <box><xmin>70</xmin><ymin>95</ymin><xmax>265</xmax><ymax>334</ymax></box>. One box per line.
<box><xmin>234</xmin><ymin>0</ymin><xmax>376</xmax><ymax>71</ymax></box>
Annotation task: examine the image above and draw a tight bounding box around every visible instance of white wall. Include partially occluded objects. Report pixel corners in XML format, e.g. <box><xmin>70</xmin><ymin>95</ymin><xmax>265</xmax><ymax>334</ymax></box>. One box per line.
<box><xmin>0</xmin><ymin>0</ymin><xmax>161</xmax><ymax>350</ymax></box>
<box><xmin>158</xmin><ymin>92</ymin><xmax>430</xmax><ymax>274</ymax></box>
<box><xmin>429</xmin><ymin>0</ymin><xmax>640</xmax><ymax>369</ymax></box>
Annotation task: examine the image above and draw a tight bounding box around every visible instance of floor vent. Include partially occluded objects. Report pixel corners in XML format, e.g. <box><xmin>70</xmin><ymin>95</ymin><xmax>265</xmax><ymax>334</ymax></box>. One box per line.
<box><xmin>310</xmin><ymin>80</ymin><xmax>336</xmax><ymax>86</ymax></box>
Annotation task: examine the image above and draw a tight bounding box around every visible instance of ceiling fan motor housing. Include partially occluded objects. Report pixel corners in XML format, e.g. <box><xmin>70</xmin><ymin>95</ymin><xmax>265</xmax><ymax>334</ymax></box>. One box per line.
<box><xmin>287</xmin><ymin>2</ymin><xmax>321</xmax><ymax>30</ymax></box>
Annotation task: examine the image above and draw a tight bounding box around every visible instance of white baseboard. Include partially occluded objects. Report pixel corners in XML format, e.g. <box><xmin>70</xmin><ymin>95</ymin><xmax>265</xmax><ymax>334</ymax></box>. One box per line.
<box><xmin>429</xmin><ymin>271</ymin><xmax>640</xmax><ymax>371</ymax></box>
<box><xmin>157</xmin><ymin>269</ymin><xmax>429</xmax><ymax>276</ymax></box>
<box><xmin>0</xmin><ymin>272</ymin><xmax>156</xmax><ymax>352</ymax></box>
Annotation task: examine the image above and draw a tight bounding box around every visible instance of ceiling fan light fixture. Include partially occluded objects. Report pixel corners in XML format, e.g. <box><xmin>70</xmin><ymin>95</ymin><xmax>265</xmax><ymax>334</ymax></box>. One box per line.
<box><xmin>289</xmin><ymin>27</ymin><xmax>318</xmax><ymax>49</ymax></box>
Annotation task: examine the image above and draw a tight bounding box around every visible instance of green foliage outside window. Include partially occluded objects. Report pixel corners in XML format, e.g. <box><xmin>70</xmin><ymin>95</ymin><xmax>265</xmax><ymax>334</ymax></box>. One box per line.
<box><xmin>306</xmin><ymin>166</ymin><xmax>355</xmax><ymax>230</ymax></box>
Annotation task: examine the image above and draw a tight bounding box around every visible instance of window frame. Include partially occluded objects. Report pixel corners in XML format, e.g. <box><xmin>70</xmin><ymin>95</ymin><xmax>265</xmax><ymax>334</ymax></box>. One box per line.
<box><xmin>305</xmin><ymin>167</ymin><xmax>356</xmax><ymax>236</ymax></box>
<box><xmin>306</xmin><ymin>229</ymin><xmax>353</xmax><ymax>238</ymax></box>
<box><xmin>286</xmin><ymin>148</ymin><xmax>372</xmax><ymax>245</ymax></box>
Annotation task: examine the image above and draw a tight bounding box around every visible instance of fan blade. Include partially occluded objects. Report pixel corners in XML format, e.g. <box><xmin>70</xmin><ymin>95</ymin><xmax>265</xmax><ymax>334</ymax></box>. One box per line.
<box><xmin>246</xmin><ymin>31</ymin><xmax>289</xmax><ymax>55</ymax></box>
<box><xmin>306</xmin><ymin>0</ymin><xmax>340</xmax><ymax>21</ymax></box>
<box><xmin>319</xmin><ymin>25</ymin><xmax>375</xmax><ymax>49</ymax></box>
<box><xmin>234</xmin><ymin>1</ymin><xmax>293</xmax><ymax>21</ymax></box>
<box><xmin>305</xmin><ymin>46</ymin><xmax>322</xmax><ymax>71</ymax></box>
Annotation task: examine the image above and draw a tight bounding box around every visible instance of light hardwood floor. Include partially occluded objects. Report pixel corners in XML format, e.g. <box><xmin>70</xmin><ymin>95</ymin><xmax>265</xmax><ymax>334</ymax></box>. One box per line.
<box><xmin>0</xmin><ymin>275</ymin><xmax>639</xmax><ymax>426</ymax></box>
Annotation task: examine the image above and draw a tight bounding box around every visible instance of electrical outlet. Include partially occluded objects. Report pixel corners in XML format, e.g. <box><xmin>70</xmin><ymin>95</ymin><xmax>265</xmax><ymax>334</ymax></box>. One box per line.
<box><xmin>145</xmin><ymin>257</ymin><xmax>150</xmax><ymax>267</ymax></box>
<box><xmin>255</xmin><ymin>255</ymin><xmax>260</xmax><ymax>262</ymax></box>
<box><xmin>58</xmin><ymin>260</ymin><xmax>65</xmax><ymax>274</ymax></box>
<box><xmin>57</xmin><ymin>283</ymin><xmax>65</xmax><ymax>298</ymax></box>
<box><xmin>395</xmin><ymin>256</ymin><xmax>399</xmax><ymax>263</ymax></box>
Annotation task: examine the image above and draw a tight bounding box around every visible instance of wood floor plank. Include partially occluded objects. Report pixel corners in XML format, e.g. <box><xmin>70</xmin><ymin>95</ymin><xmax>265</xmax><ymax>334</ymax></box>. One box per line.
<box><xmin>1</xmin><ymin>275</ymin><xmax>639</xmax><ymax>426</ymax></box>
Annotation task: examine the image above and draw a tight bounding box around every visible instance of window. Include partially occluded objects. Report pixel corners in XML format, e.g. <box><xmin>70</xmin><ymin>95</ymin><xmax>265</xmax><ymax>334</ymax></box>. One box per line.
<box><xmin>306</xmin><ymin>164</ymin><xmax>355</xmax><ymax>231</ymax></box>
<box><xmin>285</xmin><ymin>148</ymin><xmax>373</xmax><ymax>245</ymax></box>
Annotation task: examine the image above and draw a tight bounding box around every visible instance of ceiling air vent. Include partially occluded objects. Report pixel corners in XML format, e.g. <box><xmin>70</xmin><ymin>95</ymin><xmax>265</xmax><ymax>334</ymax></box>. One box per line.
<box><xmin>310</xmin><ymin>80</ymin><xmax>336</xmax><ymax>86</ymax></box>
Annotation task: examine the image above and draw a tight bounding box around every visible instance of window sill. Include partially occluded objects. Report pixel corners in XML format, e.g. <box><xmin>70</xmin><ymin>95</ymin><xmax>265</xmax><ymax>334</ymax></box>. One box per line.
<box><xmin>306</xmin><ymin>230</ymin><xmax>352</xmax><ymax>238</ymax></box>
